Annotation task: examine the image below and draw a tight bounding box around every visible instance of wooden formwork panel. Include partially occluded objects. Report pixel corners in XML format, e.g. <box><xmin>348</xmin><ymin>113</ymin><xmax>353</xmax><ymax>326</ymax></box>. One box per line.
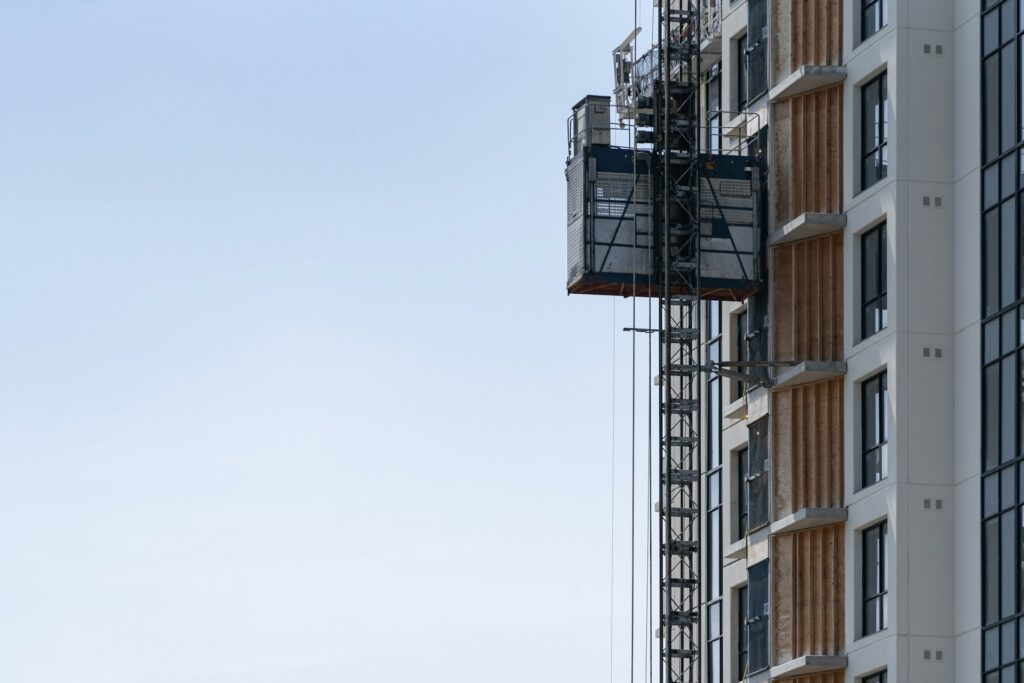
<box><xmin>772</xmin><ymin>379</ymin><xmax>844</xmax><ymax>520</ymax></box>
<box><xmin>772</xmin><ymin>0</ymin><xmax>843</xmax><ymax>84</ymax></box>
<box><xmin>772</xmin><ymin>526</ymin><xmax>846</xmax><ymax>665</ymax></box>
<box><xmin>771</xmin><ymin>86</ymin><xmax>844</xmax><ymax>228</ymax></box>
<box><xmin>771</xmin><ymin>232</ymin><xmax>844</xmax><ymax>363</ymax></box>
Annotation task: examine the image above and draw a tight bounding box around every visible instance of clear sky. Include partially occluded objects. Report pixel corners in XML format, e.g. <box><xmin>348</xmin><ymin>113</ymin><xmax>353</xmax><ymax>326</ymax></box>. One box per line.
<box><xmin>0</xmin><ymin>1</ymin><xmax>658</xmax><ymax>681</ymax></box>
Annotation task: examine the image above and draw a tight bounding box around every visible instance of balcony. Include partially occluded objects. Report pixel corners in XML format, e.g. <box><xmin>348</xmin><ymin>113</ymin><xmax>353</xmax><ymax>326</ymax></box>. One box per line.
<box><xmin>770</xmin><ymin>655</ymin><xmax>847</xmax><ymax>680</ymax></box>
<box><xmin>773</xmin><ymin>360</ymin><xmax>847</xmax><ymax>390</ymax></box>
<box><xmin>768</xmin><ymin>212</ymin><xmax>846</xmax><ymax>247</ymax></box>
<box><xmin>769</xmin><ymin>65</ymin><xmax>847</xmax><ymax>102</ymax></box>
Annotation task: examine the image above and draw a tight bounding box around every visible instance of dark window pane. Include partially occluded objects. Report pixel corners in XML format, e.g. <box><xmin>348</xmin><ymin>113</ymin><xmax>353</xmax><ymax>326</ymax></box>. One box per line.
<box><xmin>748</xmin><ymin>419</ymin><xmax>769</xmax><ymax>529</ymax></box>
<box><xmin>747</xmin><ymin>0</ymin><xmax>767</xmax><ymax>100</ymax></box>
<box><xmin>986</xmin><ymin>9</ymin><xmax>1000</xmax><ymax>55</ymax></box>
<box><xmin>988</xmin><ymin>164</ymin><xmax>1002</xmax><ymax>210</ymax></box>
<box><xmin>1003</xmin><ymin>1</ymin><xmax>1019</xmax><ymax>43</ymax></box>
<box><xmin>1005</xmin><ymin>309</ymin><xmax>1019</xmax><ymax>353</ymax></box>
<box><xmin>737</xmin><ymin>447</ymin><xmax>749</xmax><ymax>540</ymax></box>
<box><xmin>986</xmin><ymin>473</ymin><xmax>1000</xmax><ymax>518</ymax></box>
<box><xmin>987</xmin><ymin>55</ymin><xmax>1001</xmax><ymax>162</ymax></box>
<box><xmin>987</xmin><ymin>363</ymin><xmax>1002</xmax><ymax>471</ymax></box>
<box><xmin>1004</xmin><ymin>615</ymin><xmax>1018</xmax><ymax>665</ymax></box>
<box><xmin>1003</xmin><ymin>466</ymin><xmax>1016</xmax><ymax>511</ymax></box>
<box><xmin>986</xmin><ymin>518</ymin><xmax>1001</xmax><ymax>625</ymax></box>
<box><xmin>1004</xmin><ymin>509</ymin><xmax>1018</xmax><ymax>617</ymax></box>
<box><xmin>1002</xmin><ymin>199</ymin><xmax>1017</xmax><ymax>307</ymax></box>
<box><xmin>987</xmin><ymin>319</ymin><xmax>1002</xmax><ymax>364</ymax></box>
<box><xmin>987</xmin><ymin>209</ymin><xmax>1002</xmax><ymax>316</ymax></box>
<box><xmin>1004</xmin><ymin>154</ymin><xmax>1018</xmax><ymax>199</ymax></box>
<box><xmin>747</xmin><ymin>562</ymin><xmax>769</xmax><ymax>672</ymax></box>
<box><xmin>1003</xmin><ymin>44</ymin><xmax>1017</xmax><ymax>152</ymax></box>
<box><xmin>1003</xmin><ymin>1</ymin><xmax>1017</xmax><ymax>44</ymax></box>
<box><xmin>1004</xmin><ymin>355</ymin><xmax>1018</xmax><ymax>464</ymax></box>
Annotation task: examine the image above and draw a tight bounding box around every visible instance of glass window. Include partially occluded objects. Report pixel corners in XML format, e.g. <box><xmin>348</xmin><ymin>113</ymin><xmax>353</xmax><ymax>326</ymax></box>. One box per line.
<box><xmin>707</xmin><ymin>64</ymin><xmax>722</xmax><ymax>153</ymax></box>
<box><xmin>864</xmin><ymin>672</ymin><xmax>887</xmax><ymax>683</ymax></box>
<box><xmin>1003</xmin><ymin>43</ymin><xmax>1018</xmax><ymax>154</ymax></box>
<box><xmin>746</xmin><ymin>0</ymin><xmax>768</xmax><ymax>101</ymax></box>
<box><xmin>736</xmin><ymin>447</ymin><xmax>749</xmax><ymax>540</ymax></box>
<box><xmin>736</xmin><ymin>34</ymin><xmax>748</xmax><ymax>111</ymax></box>
<box><xmin>736</xmin><ymin>585</ymin><xmax>748</xmax><ymax>681</ymax></box>
<box><xmin>708</xmin><ymin>601</ymin><xmax>722</xmax><ymax>683</ymax></box>
<box><xmin>986</xmin><ymin>53</ymin><xmax>1001</xmax><ymax>162</ymax></box>
<box><xmin>861</xmin><ymin>72</ymin><xmax>889</xmax><ymax>190</ymax></box>
<box><xmin>861</xmin><ymin>0</ymin><xmax>887</xmax><ymax>42</ymax></box>
<box><xmin>735</xmin><ymin>309</ymin><xmax>748</xmax><ymax>400</ymax></box>
<box><xmin>862</xmin><ymin>521</ymin><xmax>888</xmax><ymax>636</ymax></box>
<box><xmin>747</xmin><ymin>418</ymin><xmax>769</xmax><ymax>530</ymax></box>
<box><xmin>861</xmin><ymin>223</ymin><xmax>888</xmax><ymax>339</ymax></box>
<box><xmin>747</xmin><ymin>562</ymin><xmax>769</xmax><ymax>673</ymax></box>
<box><xmin>862</xmin><ymin>372</ymin><xmax>889</xmax><ymax>488</ymax></box>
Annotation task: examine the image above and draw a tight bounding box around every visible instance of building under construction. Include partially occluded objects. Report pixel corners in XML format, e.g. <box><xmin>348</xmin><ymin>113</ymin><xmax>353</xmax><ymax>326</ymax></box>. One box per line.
<box><xmin>565</xmin><ymin>1</ymin><xmax>998</xmax><ymax>682</ymax></box>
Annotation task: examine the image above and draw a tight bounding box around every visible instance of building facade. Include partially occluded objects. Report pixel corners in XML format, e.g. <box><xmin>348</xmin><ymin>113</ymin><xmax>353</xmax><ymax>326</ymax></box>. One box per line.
<box><xmin>699</xmin><ymin>1</ymin><xmax>986</xmax><ymax>682</ymax></box>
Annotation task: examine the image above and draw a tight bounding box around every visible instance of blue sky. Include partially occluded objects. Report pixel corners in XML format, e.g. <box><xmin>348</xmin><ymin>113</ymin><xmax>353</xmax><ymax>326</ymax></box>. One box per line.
<box><xmin>0</xmin><ymin>1</ymin><xmax>657</xmax><ymax>681</ymax></box>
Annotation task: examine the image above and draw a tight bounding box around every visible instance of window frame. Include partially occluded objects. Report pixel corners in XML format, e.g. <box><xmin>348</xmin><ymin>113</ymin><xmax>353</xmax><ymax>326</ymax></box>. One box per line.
<box><xmin>707</xmin><ymin>62</ymin><xmax>722</xmax><ymax>153</ymax></box>
<box><xmin>863</xmin><ymin>671</ymin><xmax>887</xmax><ymax>683</ymax></box>
<box><xmin>736</xmin><ymin>33</ymin><xmax>748</xmax><ymax>111</ymax></box>
<box><xmin>736</xmin><ymin>446</ymin><xmax>749</xmax><ymax>541</ymax></box>
<box><xmin>861</xmin><ymin>222</ymin><xmax>888</xmax><ymax>340</ymax></box>
<box><xmin>736</xmin><ymin>584</ymin><xmax>749</xmax><ymax>681</ymax></box>
<box><xmin>861</xmin><ymin>71</ymin><xmax>889</xmax><ymax>191</ymax></box>
<box><xmin>734</xmin><ymin>308</ymin><xmax>749</xmax><ymax>400</ymax></box>
<box><xmin>861</xmin><ymin>520</ymin><xmax>889</xmax><ymax>637</ymax></box>
<box><xmin>861</xmin><ymin>371</ymin><xmax>889</xmax><ymax>490</ymax></box>
<box><xmin>861</xmin><ymin>0</ymin><xmax>888</xmax><ymax>43</ymax></box>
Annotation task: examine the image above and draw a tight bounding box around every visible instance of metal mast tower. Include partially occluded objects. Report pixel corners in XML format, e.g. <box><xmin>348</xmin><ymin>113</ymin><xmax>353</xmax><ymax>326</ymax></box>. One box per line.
<box><xmin>655</xmin><ymin>3</ymin><xmax>702</xmax><ymax>683</ymax></box>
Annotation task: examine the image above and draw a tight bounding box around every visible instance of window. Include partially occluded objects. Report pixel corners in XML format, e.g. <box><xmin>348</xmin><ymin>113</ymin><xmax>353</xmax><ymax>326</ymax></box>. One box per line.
<box><xmin>707</xmin><ymin>63</ymin><xmax>722</xmax><ymax>153</ymax></box>
<box><xmin>861</xmin><ymin>0</ymin><xmax>888</xmax><ymax>42</ymax></box>
<box><xmin>861</xmin><ymin>72</ymin><xmax>888</xmax><ymax>190</ymax></box>
<box><xmin>734</xmin><ymin>309</ymin><xmax>748</xmax><ymax>400</ymax></box>
<box><xmin>736</xmin><ymin>447</ymin><xmax>749</xmax><ymax>540</ymax></box>
<box><xmin>862</xmin><ymin>521</ymin><xmax>888</xmax><ymax>636</ymax></box>
<box><xmin>736</xmin><ymin>585</ymin><xmax>748</xmax><ymax>681</ymax></box>
<box><xmin>747</xmin><ymin>562</ymin><xmax>769</xmax><ymax>673</ymax></box>
<box><xmin>861</xmin><ymin>223</ymin><xmax>888</xmax><ymax>339</ymax></box>
<box><xmin>863</xmin><ymin>671</ymin><xmax>887</xmax><ymax>683</ymax></box>
<box><xmin>736</xmin><ymin>34</ymin><xmax>748</xmax><ymax>111</ymax></box>
<box><xmin>746</xmin><ymin>0</ymin><xmax>768</xmax><ymax>101</ymax></box>
<box><xmin>708</xmin><ymin>601</ymin><xmax>723</xmax><ymax>683</ymax></box>
<box><xmin>861</xmin><ymin>372</ymin><xmax>889</xmax><ymax>489</ymax></box>
<box><xmin>747</xmin><ymin>418</ymin><xmax>769</xmax><ymax>530</ymax></box>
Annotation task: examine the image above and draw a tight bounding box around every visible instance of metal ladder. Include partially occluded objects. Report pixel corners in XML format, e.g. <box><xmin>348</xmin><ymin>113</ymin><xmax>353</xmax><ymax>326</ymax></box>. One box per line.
<box><xmin>655</xmin><ymin>3</ymin><xmax>702</xmax><ymax>683</ymax></box>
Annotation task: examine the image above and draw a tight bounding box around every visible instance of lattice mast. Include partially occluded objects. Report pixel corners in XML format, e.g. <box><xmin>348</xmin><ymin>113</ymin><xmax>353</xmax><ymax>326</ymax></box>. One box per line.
<box><xmin>656</xmin><ymin>3</ymin><xmax>702</xmax><ymax>683</ymax></box>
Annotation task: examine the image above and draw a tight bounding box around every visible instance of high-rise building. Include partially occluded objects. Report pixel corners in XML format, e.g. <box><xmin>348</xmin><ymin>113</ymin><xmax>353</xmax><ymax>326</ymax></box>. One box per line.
<box><xmin>566</xmin><ymin>1</ymin><xmax>997</xmax><ymax>681</ymax></box>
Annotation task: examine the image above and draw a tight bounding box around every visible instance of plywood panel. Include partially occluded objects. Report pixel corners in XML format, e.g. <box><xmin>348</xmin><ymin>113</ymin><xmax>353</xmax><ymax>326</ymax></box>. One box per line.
<box><xmin>771</xmin><ymin>232</ymin><xmax>844</xmax><ymax>362</ymax></box>
<box><xmin>772</xmin><ymin>380</ymin><xmax>844</xmax><ymax>519</ymax></box>
<box><xmin>772</xmin><ymin>527</ymin><xmax>845</xmax><ymax>665</ymax></box>
<box><xmin>771</xmin><ymin>86</ymin><xmax>844</xmax><ymax>228</ymax></box>
<box><xmin>772</xmin><ymin>0</ymin><xmax>843</xmax><ymax>85</ymax></box>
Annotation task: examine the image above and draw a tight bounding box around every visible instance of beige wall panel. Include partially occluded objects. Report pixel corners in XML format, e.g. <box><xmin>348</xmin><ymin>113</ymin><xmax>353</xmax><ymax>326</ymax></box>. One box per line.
<box><xmin>771</xmin><ymin>233</ymin><xmax>844</xmax><ymax>362</ymax></box>
<box><xmin>772</xmin><ymin>526</ymin><xmax>845</xmax><ymax>666</ymax></box>
<box><xmin>771</xmin><ymin>86</ymin><xmax>843</xmax><ymax>227</ymax></box>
